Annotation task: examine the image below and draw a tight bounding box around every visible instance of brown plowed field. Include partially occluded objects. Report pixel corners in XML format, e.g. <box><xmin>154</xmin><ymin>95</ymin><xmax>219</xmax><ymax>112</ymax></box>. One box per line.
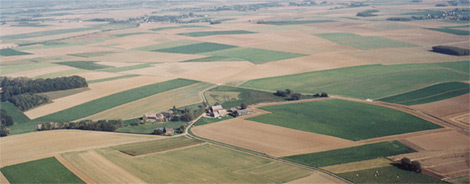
<box><xmin>411</xmin><ymin>94</ymin><xmax>469</xmax><ymax>118</ymax></box>
<box><xmin>401</xmin><ymin>129</ymin><xmax>469</xmax><ymax>151</ymax></box>
<box><xmin>192</xmin><ymin>118</ymin><xmax>360</xmax><ymax>157</ymax></box>
<box><xmin>0</xmin><ymin>130</ymin><xmax>162</xmax><ymax>166</ymax></box>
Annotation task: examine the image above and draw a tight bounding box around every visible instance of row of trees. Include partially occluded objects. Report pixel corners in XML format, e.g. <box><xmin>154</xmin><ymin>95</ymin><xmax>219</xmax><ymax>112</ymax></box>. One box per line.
<box><xmin>356</xmin><ymin>9</ymin><xmax>379</xmax><ymax>17</ymax></box>
<box><xmin>0</xmin><ymin>110</ymin><xmax>14</xmax><ymax>137</ymax></box>
<box><xmin>0</xmin><ymin>76</ymin><xmax>88</xmax><ymax>111</ymax></box>
<box><xmin>398</xmin><ymin>157</ymin><xmax>422</xmax><ymax>173</ymax></box>
<box><xmin>274</xmin><ymin>89</ymin><xmax>302</xmax><ymax>100</ymax></box>
<box><xmin>38</xmin><ymin>119</ymin><xmax>123</xmax><ymax>132</ymax></box>
<box><xmin>432</xmin><ymin>45</ymin><xmax>470</xmax><ymax>56</ymax></box>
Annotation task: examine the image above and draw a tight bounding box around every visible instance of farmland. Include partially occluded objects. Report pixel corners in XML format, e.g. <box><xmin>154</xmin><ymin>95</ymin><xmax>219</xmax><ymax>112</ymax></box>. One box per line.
<box><xmin>204</xmin><ymin>85</ymin><xmax>287</xmax><ymax>107</ymax></box>
<box><xmin>100</xmin><ymin>63</ymin><xmax>154</xmax><ymax>72</ymax></box>
<box><xmin>257</xmin><ymin>20</ymin><xmax>335</xmax><ymax>25</ymax></box>
<box><xmin>39</xmin><ymin>87</ymin><xmax>90</xmax><ymax>100</ymax></box>
<box><xmin>97</xmin><ymin>144</ymin><xmax>312</xmax><ymax>183</ymax></box>
<box><xmin>247</xmin><ymin>99</ymin><xmax>442</xmax><ymax>141</ymax></box>
<box><xmin>0</xmin><ymin>48</ymin><xmax>32</xmax><ymax>56</ymax></box>
<box><xmin>194</xmin><ymin>116</ymin><xmax>232</xmax><ymax>126</ymax></box>
<box><xmin>55</xmin><ymin>61</ymin><xmax>112</xmax><ymax>70</ymax></box>
<box><xmin>0</xmin><ymin>157</ymin><xmax>84</xmax><ymax>184</ymax></box>
<box><xmin>204</xmin><ymin>47</ymin><xmax>307</xmax><ymax>64</ymax></box>
<box><xmin>113</xmin><ymin>136</ymin><xmax>204</xmax><ymax>156</ymax></box>
<box><xmin>154</xmin><ymin>42</ymin><xmax>237</xmax><ymax>54</ymax></box>
<box><xmin>241</xmin><ymin>61</ymin><xmax>470</xmax><ymax>99</ymax></box>
<box><xmin>178</xmin><ymin>30</ymin><xmax>256</xmax><ymax>37</ymax></box>
<box><xmin>0</xmin><ymin>62</ymin><xmax>55</xmax><ymax>75</ymax></box>
<box><xmin>379</xmin><ymin>82</ymin><xmax>470</xmax><ymax>105</ymax></box>
<box><xmin>314</xmin><ymin>33</ymin><xmax>417</xmax><ymax>50</ymax></box>
<box><xmin>338</xmin><ymin>166</ymin><xmax>446</xmax><ymax>183</ymax></box>
<box><xmin>282</xmin><ymin>141</ymin><xmax>414</xmax><ymax>167</ymax></box>
<box><xmin>35</xmin><ymin>78</ymin><xmax>199</xmax><ymax>122</ymax></box>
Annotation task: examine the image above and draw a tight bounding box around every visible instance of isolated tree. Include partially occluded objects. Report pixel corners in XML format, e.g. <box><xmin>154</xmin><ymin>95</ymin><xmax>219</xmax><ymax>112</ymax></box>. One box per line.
<box><xmin>240</xmin><ymin>103</ymin><xmax>247</xmax><ymax>109</ymax></box>
<box><xmin>320</xmin><ymin>92</ymin><xmax>328</xmax><ymax>97</ymax></box>
<box><xmin>274</xmin><ymin>90</ymin><xmax>287</xmax><ymax>97</ymax></box>
<box><xmin>401</xmin><ymin>157</ymin><xmax>412</xmax><ymax>170</ymax></box>
<box><xmin>411</xmin><ymin>161</ymin><xmax>422</xmax><ymax>173</ymax></box>
<box><xmin>291</xmin><ymin>93</ymin><xmax>301</xmax><ymax>100</ymax></box>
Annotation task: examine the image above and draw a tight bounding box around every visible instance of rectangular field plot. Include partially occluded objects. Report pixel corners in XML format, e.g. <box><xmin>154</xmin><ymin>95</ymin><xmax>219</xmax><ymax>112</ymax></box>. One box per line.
<box><xmin>100</xmin><ymin>63</ymin><xmax>154</xmax><ymax>73</ymax></box>
<box><xmin>133</xmin><ymin>41</ymin><xmax>198</xmax><ymax>51</ymax></box>
<box><xmin>150</xmin><ymin>25</ymin><xmax>208</xmax><ymax>31</ymax></box>
<box><xmin>153</xmin><ymin>42</ymin><xmax>237</xmax><ymax>54</ymax></box>
<box><xmin>338</xmin><ymin>166</ymin><xmax>446</xmax><ymax>183</ymax></box>
<box><xmin>97</xmin><ymin>144</ymin><xmax>312</xmax><ymax>183</ymax></box>
<box><xmin>68</xmin><ymin>51</ymin><xmax>115</xmax><ymax>58</ymax></box>
<box><xmin>0</xmin><ymin>62</ymin><xmax>56</xmax><ymax>75</ymax></box>
<box><xmin>205</xmin><ymin>85</ymin><xmax>287</xmax><ymax>107</ymax></box>
<box><xmin>0</xmin><ymin>48</ymin><xmax>32</xmax><ymax>56</ymax></box>
<box><xmin>379</xmin><ymin>82</ymin><xmax>470</xmax><ymax>105</ymax></box>
<box><xmin>178</xmin><ymin>30</ymin><xmax>256</xmax><ymax>37</ymax></box>
<box><xmin>257</xmin><ymin>20</ymin><xmax>335</xmax><ymax>25</ymax></box>
<box><xmin>35</xmin><ymin>78</ymin><xmax>199</xmax><ymax>122</ymax></box>
<box><xmin>205</xmin><ymin>47</ymin><xmax>307</xmax><ymax>64</ymax></box>
<box><xmin>247</xmin><ymin>99</ymin><xmax>442</xmax><ymax>141</ymax></box>
<box><xmin>314</xmin><ymin>32</ymin><xmax>417</xmax><ymax>50</ymax></box>
<box><xmin>0</xmin><ymin>157</ymin><xmax>85</xmax><ymax>184</ymax></box>
<box><xmin>241</xmin><ymin>61</ymin><xmax>470</xmax><ymax>99</ymax></box>
<box><xmin>55</xmin><ymin>61</ymin><xmax>113</xmax><ymax>70</ymax></box>
<box><xmin>426</xmin><ymin>25</ymin><xmax>470</xmax><ymax>36</ymax></box>
<box><xmin>282</xmin><ymin>141</ymin><xmax>413</xmax><ymax>167</ymax></box>
<box><xmin>113</xmin><ymin>136</ymin><xmax>204</xmax><ymax>156</ymax></box>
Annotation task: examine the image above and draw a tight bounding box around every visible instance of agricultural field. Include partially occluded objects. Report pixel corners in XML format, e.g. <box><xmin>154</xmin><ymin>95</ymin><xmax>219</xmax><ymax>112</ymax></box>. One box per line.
<box><xmin>0</xmin><ymin>48</ymin><xmax>32</xmax><ymax>56</ymax></box>
<box><xmin>95</xmin><ymin>144</ymin><xmax>313</xmax><ymax>183</ymax></box>
<box><xmin>34</xmin><ymin>78</ymin><xmax>199</xmax><ymax>122</ymax></box>
<box><xmin>117</xmin><ymin>121</ymin><xmax>188</xmax><ymax>134</ymax></box>
<box><xmin>39</xmin><ymin>87</ymin><xmax>90</xmax><ymax>100</ymax></box>
<box><xmin>379</xmin><ymin>82</ymin><xmax>470</xmax><ymax>105</ymax></box>
<box><xmin>99</xmin><ymin>63</ymin><xmax>154</xmax><ymax>73</ymax></box>
<box><xmin>178</xmin><ymin>30</ymin><xmax>256</xmax><ymax>37</ymax></box>
<box><xmin>247</xmin><ymin>99</ymin><xmax>442</xmax><ymax>141</ymax></box>
<box><xmin>338</xmin><ymin>166</ymin><xmax>446</xmax><ymax>183</ymax></box>
<box><xmin>314</xmin><ymin>33</ymin><xmax>417</xmax><ymax>50</ymax></box>
<box><xmin>193</xmin><ymin>116</ymin><xmax>233</xmax><ymax>126</ymax></box>
<box><xmin>154</xmin><ymin>42</ymin><xmax>237</xmax><ymax>54</ymax></box>
<box><xmin>204</xmin><ymin>47</ymin><xmax>307</xmax><ymax>64</ymax></box>
<box><xmin>0</xmin><ymin>62</ymin><xmax>56</xmax><ymax>75</ymax></box>
<box><xmin>257</xmin><ymin>20</ymin><xmax>335</xmax><ymax>25</ymax></box>
<box><xmin>241</xmin><ymin>61</ymin><xmax>470</xmax><ymax>99</ymax></box>
<box><xmin>113</xmin><ymin>136</ymin><xmax>204</xmax><ymax>156</ymax></box>
<box><xmin>0</xmin><ymin>157</ymin><xmax>84</xmax><ymax>184</ymax></box>
<box><xmin>204</xmin><ymin>85</ymin><xmax>288</xmax><ymax>107</ymax></box>
<box><xmin>55</xmin><ymin>61</ymin><xmax>112</xmax><ymax>70</ymax></box>
<box><xmin>282</xmin><ymin>141</ymin><xmax>414</xmax><ymax>167</ymax></box>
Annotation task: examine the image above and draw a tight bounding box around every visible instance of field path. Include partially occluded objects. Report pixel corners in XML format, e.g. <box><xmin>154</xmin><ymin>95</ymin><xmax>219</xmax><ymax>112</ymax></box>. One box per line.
<box><xmin>55</xmin><ymin>155</ymin><xmax>96</xmax><ymax>184</ymax></box>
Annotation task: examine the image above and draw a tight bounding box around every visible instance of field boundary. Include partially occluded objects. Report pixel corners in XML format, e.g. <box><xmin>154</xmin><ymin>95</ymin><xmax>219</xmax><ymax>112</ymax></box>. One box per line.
<box><xmin>55</xmin><ymin>155</ymin><xmax>96</xmax><ymax>184</ymax></box>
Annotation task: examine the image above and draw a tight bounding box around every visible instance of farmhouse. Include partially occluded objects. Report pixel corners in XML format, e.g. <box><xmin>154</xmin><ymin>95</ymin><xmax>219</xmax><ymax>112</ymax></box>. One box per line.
<box><xmin>234</xmin><ymin>109</ymin><xmax>251</xmax><ymax>116</ymax></box>
<box><xmin>143</xmin><ymin>113</ymin><xmax>166</xmax><ymax>122</ymax></box>
<box><xmin>211</xmin><ymin>105</ymin><xmax>229</xmax><ymax>118</ymax></box>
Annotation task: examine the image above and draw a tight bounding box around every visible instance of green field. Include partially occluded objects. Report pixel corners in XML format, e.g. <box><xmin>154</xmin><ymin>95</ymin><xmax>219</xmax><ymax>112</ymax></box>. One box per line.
<box><xmin>194</xmin><ymin>116</ymin><xmax>233</xmax><ymax>126</ymax></box>
<box><xmin>379</xmin><ymin>82</ymin><xmax>470</xmax><ymax>105</ymax></box>
<box><xmin>0</xmin><ymin>48</ymin><xmax>32</xmax><ymax>56</ymax></box>
<box><xmin>178</xmin><ymin>30</ymin><xmax>256</xmax><ymax>37</ymax></box>
<box><xmin>258</xmin><ymin>20</ymin><xmax>335</xmax><ymax>25</ymax></box>
<box><xmin>0</xmin><ymin>62</ymin><xmax>55</xmax><ymax>75</ymax></box>
<box><xmin>117</xmin><ymin>121</ymin><xmax>188</xmax><ymax>134</ymax></box>
<box><xmin>68</xmin><ymin>51</ymin><xmax>115</xmax><ymax>58</ymax></box>
<box><xmin>35</xmin><ymin>79</ymin><xmax>199</xmax><ymax>122</ymax></box>
<box><xmin>113</xmin><ymin>136</ymin><xmax>204</xmax><ymax>156</ymax></box>
<box><xmin>283</xmin><ymin>141</ymin><xmax>414</xmax><ymax>167</ymax></box>
<box><xmin>154</xmin><ymin>42</ymin><xmax>237</xmax><ymax>54</ymax></box>
<box><xmin>133</xmin><ymin>41</ymin><xmax>198</xmax><ymax>51</ymax></box>
<box><xmin>315</xmin><ymin>32</ymin><xmax>417</xmax><ymax>50</ymax></box>
<box><xmin>150</xmin><ymin>25</ymin><xmax>207</xmax><ymax>31</ymax></box>
<box><xmin>426</xmin><ymin>25</ymin><xmax>470</xmax><ymax>36</ymax></box>
<box><xmin>247</xmin><ymin>99</ymin><xmax>442</xmax><ymax>141</ymax></box>
<box><xmin>87</xmin><ymin>75</ymin><xmax>139</xmax><ymax>84</ymax></box>
<box><xmin>98</xmin><ymin>144</ymin><xmax>311</xmax><ymax>183</ymax></box>
<box><xmin>55</xmin><ymin>61</ymin><xmax>112</xmax><ymax>70</ymax></box>
<box><xmin>0</xmin><ymin>157</ymin><xmax>85</xmax><ymax>184</ymax></box>
<box><xmin>182</xmin><ymin>55</ymin><xmax>242</xmax><ymax>62</ymax></box>
<box><xmin>114</xmin><ymin>32</ymin><xmax>148</xmax><ymax>37</ymax></box>
<box><xmin>100</xmin><ymin>63</ymin><xmax>154</xmax><ymax>72</ymax></box>
<box><xmin>39</xmin><ymin>87</ymin><xmax>90</xmax><ymax>100</ymax></box>
<box><xmin>0</xmin><ymin>102</ymin><xmax>35</xmax><ymax>134</ymax></box>
<box><xmin>338</xmin><ymin>166</ymin><xmax>446</xmax><ymax>183</ymax></box>
<box><xmin>241</xmin><ymin>61</ymin><xmax>470</xmax><ymax>99</ymax></box>
<box><xmin>205</xmin><ymin>85</ymin><xmax>289</xmax><ymax>107</ymax></box>
<box><xmin>204</xmin><ymin>47</ymin><xmax>307</xmax><ymax>64</ymax></box>
<box><xmin>34</xmin><ymin>69</ymin><xmax>89</xmax><ymax>79</ymax></box>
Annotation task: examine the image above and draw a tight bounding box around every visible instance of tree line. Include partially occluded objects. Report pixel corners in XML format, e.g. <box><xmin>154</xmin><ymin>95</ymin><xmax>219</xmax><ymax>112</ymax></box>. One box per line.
<box><xmin>0</xmin><ymin>110</ymin><xmax>14</xmax><ymax>137</ymax></box>
<box><xmin>274</xmin><ymin>89</ymin><xmax>328</xmax><ymax>100</ymax></box>
<box><xmin>38</xmin><ymin>119</ymin><xmax>123</xmax><ymax>132</ymax></box>
<box><xmin>0</xmin><ymin>76</ymin><xmax>88</xmax><ymax>111</ymax></box>
<box><xmin>432</xmin><ymin>45</ymin><xmax>470</xmax><ymax>56</ymax></box>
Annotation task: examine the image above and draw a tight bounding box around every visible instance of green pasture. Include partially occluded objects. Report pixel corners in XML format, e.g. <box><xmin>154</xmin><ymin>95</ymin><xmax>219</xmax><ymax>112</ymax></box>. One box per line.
<box><xmin>35</xmin><ymin>79</ymin><xmax>199</xmax><ymax>122</ymax></box>
<box><xmin>39</xmin><ymin>87</ymin><xmax>90</xmax><ymax>100</ymax></box>
<box><xmin>283</xmin><ymin>141</ymin><xmax>413</xmax><ymax>167</ymax></box>
<box><xmin>87</xmin><ymin>75</ymin><xmax>139</xmax><ymax>84</ymax></box>
<box><xmin>205</xmin><ymin>85</ymin><xmax>288</xmax><ymax>107</ymax></box>
<box><xmin>241</xmin><ymin>61</ymin><xmax>470</xmax><ymax>99</ymax></box>
<box><xmin>379</xmin><ymin>82</ymin><xmax>470</xmax><ymax>105</ymax></box>
<box><xmin>100</xmin><ymin>63</ymin><xmax>154</xmax><ymax>72</ymax></box>
<box><xmin>113</xmin><ymin>136</ymin><xmax>204</xmax><ymax>156</ymax></box>
<box><xmin>204</xmin><ymin>47</ymin><xmax>307</xmax><ymax>64</ymax></box>
<box><xmin>247</xmin><ymin>99</ymin><xmax>442</xmax><ymax>141</ymax></box>
<box><xmin>0</xmin><ymin>102</ymin><xmax>35</xmax><ymax>135</ymax></box>
<box><xmin>153</xmin><ymin>42</ymin><xmax>237</xmax><ymax>54</ymax></box>
<box><xmin>426</xmin><ymin>27</ymin><xmax>470</xmax><ymax>36</ymax></box>
<box><xmin>133</xmin><ymin>41</ymin><xmax>198</xmax><ymax>51</ymax></box>
<box><xmin>0</xmin><ymin>157</ymin><xmax>85</xmax><ymax>184</ymax></box>
<box><xmin>338</xmin><ymin>166</ymin><xmax>446</xmax><ymax>183</ymax></box>
<box><xmin>182</xmin><ymin>55</ymin><xmax>242</xmax><ymax>62</ymax></box>
<box><xmin>55</xmin><ymin>61</ymin><xmax>112</xmax><ymax>70</ymax></box>
<box><xmin>315</xmin><ymin>32</ymin><xmax>417</xmax><ymax>50</ymax></box>
<box><xmin>0</xmin><ymin>48</ymin><xmax>32</xmax><ymax>56</ymax></box>
<box><xmin>194</xmin><ymin>116</ymin><xmax>233</xmax><ymax>126</ymax></box>
<box><xmin>0</xmin><ymin>62</ymin><xmax>55</xmax><ymax>75</ymax></box>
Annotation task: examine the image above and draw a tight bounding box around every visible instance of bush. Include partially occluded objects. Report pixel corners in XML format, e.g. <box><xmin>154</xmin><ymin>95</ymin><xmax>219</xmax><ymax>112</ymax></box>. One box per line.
<box><xmin>153</xmin><ymin>128</ymin><xmax>164</xmax><ymax>135</ymax></box>
<box><xmin>432</xmin><ymin>45</ymin><xmax>470</xmax><ymax>56</ymax></box>
<box><xmin>1</xmin><ymin>109</ymin><xmax>14</xmax><ymax>127</ymax></box>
